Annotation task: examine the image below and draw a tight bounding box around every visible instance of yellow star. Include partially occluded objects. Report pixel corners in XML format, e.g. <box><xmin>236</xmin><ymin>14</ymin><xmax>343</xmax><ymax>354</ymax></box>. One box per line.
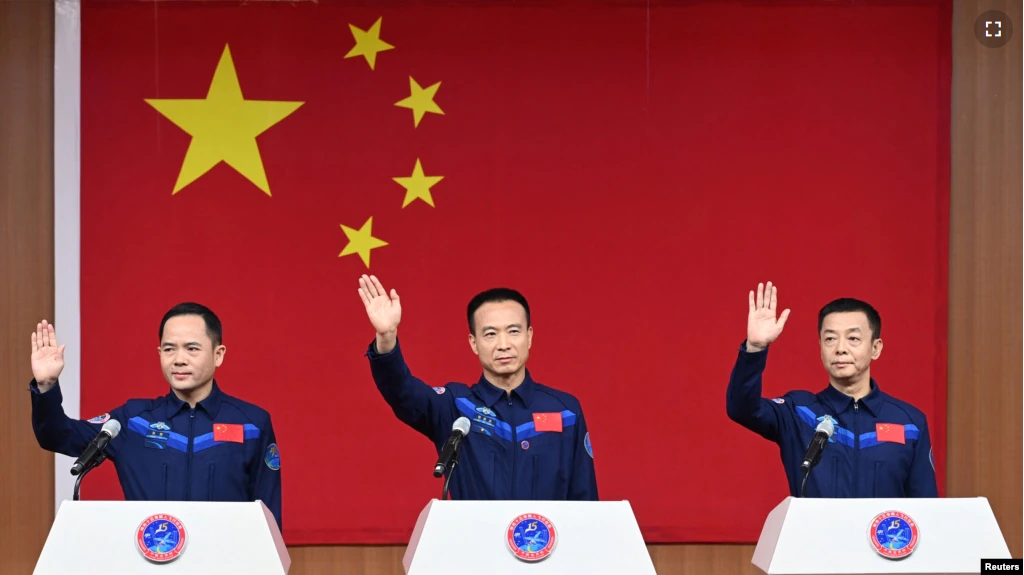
<box><xmin>344</xmin><ymin>17</ymin><xmax>394</xmax><ymax>70</ymax></box>
<box><xmin>339</xmin><ymin>217</ymin><xmax>388</xmax><ymax>268</ymax></box>
<box><xmin>393</xmin><ymin>159</ymin><xmax>444</xmax><ymax>208</ymax></box>
<box><xmin>395</xmin><ymin>76</ymin><xmax>444</xmax><ymax>127</ymax></box>
<box><xmin>144</xmin><ymin>44</ymin><xmax>304</xmax><ymax>196</ymax></box>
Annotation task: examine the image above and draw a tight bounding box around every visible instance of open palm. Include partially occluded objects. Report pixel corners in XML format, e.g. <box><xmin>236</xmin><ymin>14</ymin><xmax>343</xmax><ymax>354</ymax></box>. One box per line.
<box><xmin>747</xmin><ymin>281</ymin><xmax>790</xmax><ymax>350</ymax></box>
<box><xmin>31</xmin><ymin>320</ymin><xmax>65</xmax><ymax>385</ymax></box>
<box><xmin>358</xmin><ymin>274</ymin><xmax>401</xmax><ymax>334</ymax></box>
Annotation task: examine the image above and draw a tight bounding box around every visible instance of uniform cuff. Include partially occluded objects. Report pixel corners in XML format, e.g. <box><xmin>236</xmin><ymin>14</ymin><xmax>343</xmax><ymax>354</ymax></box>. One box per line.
<box><xmin>735</xmin><ymin>341</ymin><xmax>768</xmax><ymax>367</ymax></box>
<box><xmin>29</xmin><ymin>379</ymin><xmax>60</xmax><ymax>395</ymax></box>
<box><xmin>737</xmin><ymin>340</ymin><xmax>769</xmax><ymax>354</ymax></box>
<box><xmin>366</xmin><ymin>338</ymin><xmax>401</xmax><ymax>360</ymax></box>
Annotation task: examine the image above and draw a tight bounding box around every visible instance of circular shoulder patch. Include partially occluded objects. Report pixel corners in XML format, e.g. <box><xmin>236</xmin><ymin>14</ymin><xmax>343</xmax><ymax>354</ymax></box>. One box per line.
<box><xmin>264</xmin><ymin>443</ymin><xmax>280</xmax><ymax>470</ymax></box>
<box><xmin>136</xmin><ymin>514</ymin><xmax>187</xmax><ymax>563</ymax></box>
<box><xmin>869</xmin><ymin>511</ymin><xmax>919</xmax><ymax>559</ymax></box>
<box><xmin>584</xmin><ymin>432</ymin><xmax>593</xmax><ymax>458</ymax></box>
<box><xmin>87</xmin><ymin>413</ymin><xmax>111</xmax><ymax>424</ymax></box>
<box><xmin>507</xmin><ymin>513</ymin><xmax>557</xmax><ymax>561</ymax></box>
<box><xmin>432</xmin><ymin>386</ymin><xmax>446</xmax><ymax>394</ymax></box>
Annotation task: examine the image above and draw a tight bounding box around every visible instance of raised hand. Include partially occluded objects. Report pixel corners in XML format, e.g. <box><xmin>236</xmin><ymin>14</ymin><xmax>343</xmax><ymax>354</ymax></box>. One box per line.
<box><xmin>358</xmin><ymin>274</ymin><xmax>402</xmax><ymax>336</ymax></box>
<box><xmin>746</xmin><ymin>281</ymin><xmax>791</xmax><ymax>352</ymax></box>
<box><xmin>31</xmin><ymin>320</ymin><xmax>65</xmax><ymax>389</ymax></box>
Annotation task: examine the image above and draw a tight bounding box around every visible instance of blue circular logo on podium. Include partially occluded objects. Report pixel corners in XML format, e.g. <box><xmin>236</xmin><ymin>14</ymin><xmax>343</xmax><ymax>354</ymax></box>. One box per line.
<box><xmin>506</xmin><ymin>513</ymin><xmax>557</xmax><ymax>561</ymax></box>
<box><xmin>869</xmin><ymin>510</ymin><xmax>918</xmax><ymax>559</ymax></box>
<box><xmin>136</xmin><ymin>514</ymin><xmax>187</xmax><ymax>563</ymax></box>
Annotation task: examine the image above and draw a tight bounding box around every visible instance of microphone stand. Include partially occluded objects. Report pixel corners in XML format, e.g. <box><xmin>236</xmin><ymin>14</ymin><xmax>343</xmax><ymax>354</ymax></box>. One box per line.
<box><xmin>439</xmin><ymin>442</ymin><xmax>465</xmax><ymax>500</ymax></box>
<box><xmin>72</xmin><ymin>452</ymin><xmax>107</xmax><ymax>501</ymax></box>
<box><xmin>799</xmin><ymin>436</ymin><xmax>827</xmax><ymax>497</ymax></box>
<box><xmin>440</xmin><ymin>459</ymin><xmax>457</xmax><ymax>500</ymax></box>
<box><xmin>799</xmin><ymin>467</ymin><xmax>810</xmax><ymax>498</ymax></box>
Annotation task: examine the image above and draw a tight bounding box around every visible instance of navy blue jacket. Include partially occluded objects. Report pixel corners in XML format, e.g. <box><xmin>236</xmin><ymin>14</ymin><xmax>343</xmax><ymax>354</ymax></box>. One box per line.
<box><xmin>726</xmin><ymin>343</ymin><xmax>938</xmax><ymax>498</ymax></box>
<box><xmin>30</xmin><ymin>379</ymin><xmax>283</xmax><ymax>530</ymax></box>
<box><xmin>366</xmin><ymin>339</ymin><xmax>598</xmax><ymax>500</ymax></box>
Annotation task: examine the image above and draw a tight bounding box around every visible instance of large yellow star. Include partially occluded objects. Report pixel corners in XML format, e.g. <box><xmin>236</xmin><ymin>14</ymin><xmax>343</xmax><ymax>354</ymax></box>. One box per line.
<box><xmin>339</xmin><ymin>217</ymin><xmax>388</xmax><ymax>268</ymax></box>
<box><xmin>144</xmin><ymin>44</ymin><xmax>304</xmax><ymax>196</ymax></box>
<box><xmin>394</xmin><ymin>159</ymin><xmax>444</xmax><ymax>208</ymax></box>
<box><xmin>395</xmin><ymin>76</ymin><xmax>444</xmax><ymax>127</ymax></box>
<box><xmin>344</xmin><ymin>17</ymin><xmax>394</xmax><ymax>70</ymax></box>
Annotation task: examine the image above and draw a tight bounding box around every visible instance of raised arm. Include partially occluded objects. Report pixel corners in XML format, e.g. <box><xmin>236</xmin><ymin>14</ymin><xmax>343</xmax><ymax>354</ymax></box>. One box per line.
<box><xmin>359</xmin><ymin>275</ymin><xmax>454</xmax><ymax>443</ymax></box>
<box><xmin>726</xmin><ymin>282</ymin><xmax>792</xmax><ymax>442</ymax></box>
<box><xmin>29</xmin><ymin>320</ymin><xmax>125</xmax><ymax>458</ymax></box>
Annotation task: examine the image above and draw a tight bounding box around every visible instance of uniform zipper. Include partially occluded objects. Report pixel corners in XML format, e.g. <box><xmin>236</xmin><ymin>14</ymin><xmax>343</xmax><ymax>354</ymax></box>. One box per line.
<box><xmin>186</xmin><ymin>409</ymin><xmax>196</xmax><ymax>500</ymax></box>
<box><xmin>508</xmin><ymin>394</ymin><xmax>515</xmax><ymax>498</ymax></box>
<box><xmin>853</xmin><ymin>401</ymin><xmax>859</xmax><ymax>496</ymax></box>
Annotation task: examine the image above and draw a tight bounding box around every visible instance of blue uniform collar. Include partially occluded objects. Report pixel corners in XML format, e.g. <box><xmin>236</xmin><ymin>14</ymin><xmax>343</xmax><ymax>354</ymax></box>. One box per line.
<box><xmin>472</xmin><ymin>369</ymin><xmax>537</xmax><ymax>408</ymax></box>
<box><xmin>165</xmin><ymin>380</ymin><xmax>224</xmax><ymax>420</ymax></box>
<box><xmin>819</xmin><ymin>378</ymin><xmax>884</xmax><ymax>416</ymax></box>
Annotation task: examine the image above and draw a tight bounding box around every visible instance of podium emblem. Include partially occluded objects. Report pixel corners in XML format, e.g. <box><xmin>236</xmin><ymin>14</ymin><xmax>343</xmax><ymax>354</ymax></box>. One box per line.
<box><xmin>136</xmin><ymin>513</ymin><xmax>187</xmax><ymax>563</ymax></box>
<box><xmin>868</xmin><ymin>510</ymin><xmax>918</xmax><ymax>559</ymax></box>
<box><xmin>506</xmin><ymin>513</ymin><xmax>557</xmax><ymax>561</ymax></box>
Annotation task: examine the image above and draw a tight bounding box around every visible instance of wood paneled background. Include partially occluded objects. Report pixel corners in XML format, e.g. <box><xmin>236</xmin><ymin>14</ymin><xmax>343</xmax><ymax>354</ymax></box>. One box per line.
<box><xmin>1</xmin><ymin>1</ymin><xmax>1019</xmax><ymax>573</ymax></box>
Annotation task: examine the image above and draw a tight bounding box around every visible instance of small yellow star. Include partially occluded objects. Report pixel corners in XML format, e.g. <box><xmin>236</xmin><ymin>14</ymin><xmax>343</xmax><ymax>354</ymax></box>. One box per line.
<box><xmin>395</xmin><ymin>76</ymin><xmax>444</xmax><ymax>127</ymax></box>
<box><xmin>339</xmin><ymin>217</ymin><xmax>388</xmax><ymax>268</ymax></box>
<box><xmin>344</xmin><ymin>17</ymin><xmax>394</xmax><ymax>70</ymax></box>
<box><xmin>394</xmin><ymin>159</ymin><xmax>444</xmax><ymax>208</ymax></box>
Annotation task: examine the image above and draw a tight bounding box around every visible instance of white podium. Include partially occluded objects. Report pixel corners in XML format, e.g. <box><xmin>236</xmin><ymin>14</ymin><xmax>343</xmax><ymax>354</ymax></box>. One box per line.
<box><xmin>34</xmin><ymin>500</ymin><xmax>290</xmax><ymax>574</ymax></box>
<box><xmin>752</xmin><ymin>496</ymin><xmax>1012</xmax><ymax>575</ymax></box>
<box><xmin>403</xmin><ymin>499</ymin><xmax>656</xmax><ymax>574</ymax></box>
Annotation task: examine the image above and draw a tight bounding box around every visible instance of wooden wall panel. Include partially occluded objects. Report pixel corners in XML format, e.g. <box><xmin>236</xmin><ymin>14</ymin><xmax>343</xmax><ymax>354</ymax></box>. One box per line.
<box><xmin>947</xmin><ymin>0</ymin><xmax>1024</xmax><ymax>560</ymax></box>
<box><xmin>284</xmin><ymin>544</ymin><xmax>760</xmax><ymax>574</ymax></box>
<box><xmin>0</xmin><ymin>1</ymin><xmax>57</xmax><ymax>574</ymax></box>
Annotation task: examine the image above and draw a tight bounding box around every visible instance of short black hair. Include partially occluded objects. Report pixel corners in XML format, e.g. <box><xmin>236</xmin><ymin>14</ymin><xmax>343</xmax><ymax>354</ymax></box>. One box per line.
<box><xmin>467</xmin><ymin>288</ymin><xmax>531</xmax><ymax>334</ymax></box>
<box><xmin>159</xmin><ymin>302</ymin><xmax>223</xmax><ymax>346</ymax></box>
<box><xmin>817</xmin><ymin>298</ymin><xmax>881</xmax><ymax>340</ymax></box>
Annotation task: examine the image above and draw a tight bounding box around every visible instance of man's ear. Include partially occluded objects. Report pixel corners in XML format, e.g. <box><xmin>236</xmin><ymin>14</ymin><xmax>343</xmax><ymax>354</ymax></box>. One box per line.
<box><xmin>871</xmin><ymin>338</ymin><xmax>883</xmax><ymax>360</ymax></box>
<box><xmin>468</xmin><ymin>334</ymin><xmax>479</xmax><ymax>356</ymax></box>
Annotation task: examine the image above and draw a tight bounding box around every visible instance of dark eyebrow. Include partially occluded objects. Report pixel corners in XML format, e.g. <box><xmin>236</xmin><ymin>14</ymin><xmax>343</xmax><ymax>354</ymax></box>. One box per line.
<box><xmin>481</xmin><ymin>324</ymin><xmax>523</xmax><ymax>331</ymax></box>
<box><xmin>822</xmin><ymin>328</ymin><xmax>861</xmax><ymax>335</ymax></box>
<box><xmin>161</xmin><ymin>341</ymin><xmax>203</xmax><ymax>347</ymax></box>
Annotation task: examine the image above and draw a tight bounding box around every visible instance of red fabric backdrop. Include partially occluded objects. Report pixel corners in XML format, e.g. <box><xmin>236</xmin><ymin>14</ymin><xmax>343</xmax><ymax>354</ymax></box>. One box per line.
<box><xmin>79</xmin><ymin>0</ymin><xmax>951</xmax><ymax>544</ymax></box>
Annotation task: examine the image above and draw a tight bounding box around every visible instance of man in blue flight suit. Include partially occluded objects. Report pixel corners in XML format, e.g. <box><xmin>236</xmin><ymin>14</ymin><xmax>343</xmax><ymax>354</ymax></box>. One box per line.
<box><xmin>726</xmin><ymin>281</ymin><xmax>938</xmax><ymax>498</ymax></box>
<box><xmin>28</xmin><ymin>303</ymin><xmax>283</xmax><ymax>530</ymax></box>
<box><xmin>357</xmin><ymin>274</ymin><xmax>598</xmax><ymax>500</ymax></box>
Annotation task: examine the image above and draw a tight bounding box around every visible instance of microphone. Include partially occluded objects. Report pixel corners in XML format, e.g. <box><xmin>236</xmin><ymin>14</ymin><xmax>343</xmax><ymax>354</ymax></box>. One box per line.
<box><xmin>71</xmin><ymin>419</ymin><xmax>121</xmax><ymax>476</ymax></box>
<box><xmin>800</xmin><ymin>417</ymin><xmax>835</xmax><ymax>473</ymax></box>
<box><xmin>433</xmin><ymin>417</ymin><xmax>471</xmax><ymax>478</ymax></box>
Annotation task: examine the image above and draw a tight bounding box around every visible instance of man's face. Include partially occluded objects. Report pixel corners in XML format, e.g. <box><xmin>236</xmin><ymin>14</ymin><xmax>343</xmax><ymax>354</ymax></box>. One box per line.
<box><xmin>468</xmin><ymin>301</ymin><xmax>533</xmax><ymax>378</ymax></box>
<box><xmin>819</xmin><ymin>311</ymin><xmax>882</xmax><ymax>384</ymax></box>
<box><xmin>158</xmin><ymin>314</ymin><xmax>224</xmax><ymax>394</ymax></box>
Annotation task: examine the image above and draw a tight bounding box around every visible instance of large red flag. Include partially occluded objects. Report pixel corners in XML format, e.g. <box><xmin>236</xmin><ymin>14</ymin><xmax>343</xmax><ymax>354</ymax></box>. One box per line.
<box><xmin>79</xmin><ymin>0</ymin><xmax>950</xmax><ymax>544</ymax></box>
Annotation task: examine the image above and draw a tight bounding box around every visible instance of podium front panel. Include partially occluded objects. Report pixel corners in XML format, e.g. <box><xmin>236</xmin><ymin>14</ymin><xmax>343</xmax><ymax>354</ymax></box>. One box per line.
<box><xmin>753</xmin><ymin>496</ymin><xmax>1012</xmax><ymax>575</ymax></box>
<box><xmin>34</xmin><ymin>500</ymin><xmax>288</xmax><ymax>574</ymax></box>
<box><xmin>404</xmin><ymin>499</ymin><xmax>655</xmax><ymax>575</ymax></box>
